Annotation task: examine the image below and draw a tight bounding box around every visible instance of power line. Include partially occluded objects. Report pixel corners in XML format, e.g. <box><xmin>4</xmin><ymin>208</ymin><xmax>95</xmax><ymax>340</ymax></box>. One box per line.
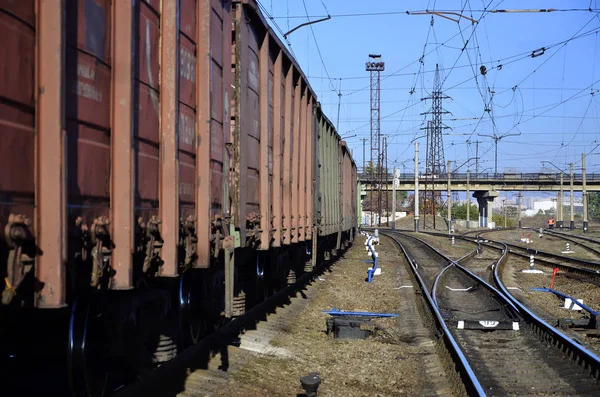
<box><xmin>256</xmin><ymin>0</ymin><xmax>300</xmax><ymax>61</ymax></box>
<box><xmin>304</xmin><ymin>25</ymin><xmax>600</xmax><ymax>82</ymax></box>
<box><xmin>300</xmin><ymin>0</ymin><xmax>337</xmax><ymax>94</ymax></box>
<box><xmin>268</xmin><ymin>8</ymin><xmax>600</xmax><ymax>19</ymax></box>
<box><xmin>508</xmin><ymin>11</ymin><xmax>600</xmax><ymax>92</ymax></box>
<box><xmin>505</xmin><ymin>80</ymin><xmax>600</xmax><ymax>134</ymax></box>
<box><xmin>346</xmin><ymin>24</ymin><xmax>473</xmax><ymax>96</ymax></box>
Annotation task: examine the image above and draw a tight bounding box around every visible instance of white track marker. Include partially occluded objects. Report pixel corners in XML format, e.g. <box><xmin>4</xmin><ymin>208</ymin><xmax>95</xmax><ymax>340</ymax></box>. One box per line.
<box><xmin>445</xmin><ymin>286</ymin><xmax>473</xmax><ymax>292</ymax></box>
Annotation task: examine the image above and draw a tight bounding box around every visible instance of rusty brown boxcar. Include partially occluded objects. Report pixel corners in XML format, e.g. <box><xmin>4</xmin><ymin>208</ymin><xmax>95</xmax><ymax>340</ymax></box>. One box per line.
<box><xmin>0</xmin><ymin>0</ymin><xmax>357</xmax><ymax>395</ymax></box>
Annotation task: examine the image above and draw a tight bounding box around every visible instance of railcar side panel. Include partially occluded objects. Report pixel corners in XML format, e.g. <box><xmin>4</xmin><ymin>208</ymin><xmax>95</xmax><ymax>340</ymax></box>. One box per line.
<box><xmin>134</xmin><ymin>0</ymin><xmax>161</xmax><ymax>228</ymax></box>
<box><xmin>243</xmin><ymin>11</ymin><xmax>261</xmax><ymax>239</ymax></box>
<box><xmin>322</xmin><ymin>115</ymin><xmax>331</xmax><ymax>236</ymax></box>
<box><xmin>0</xmin><ymin>2</ymin><xmax>38</xmax><ymax>301</ymax></box>
<box><xmin>160</xmin><ymin>0</ymin><xmax>180</xmax><ymax>276</ymax></box>
<box><xmin>178</xmin><ymin>0</ymin><xmax>197</xmax><ymax>227</ymax></box>
<box><xmin>336</xmin><ymin>138</ymin><xmax>342</xmax><ymax>249</ymax></box>
<box><xmin>322</xmin><ymin>123</ymin><xmax>328</xmax><ymax>236</ymax></box>
<box><xmin>342</xmin><ymin>145</ymin><xmax>352</xmax><ymax>232</ymax></box>
<box><xmin>195</xmin><ymin>0</ymin><xmax>232</xmax><ymax>267</ymax></box>
<box><xmin>70</xmin><ymin>0</ymin><xmax>126</xmax><ymax>289</ymax></box>
<box><xmin>271</xmin><ymin>49</ymin><xmax>283</xmax><ymax>247</ymax></box>
<box><xmin>298</xmin><ymin>86</ymin><xmax>306</xmax><ymax>242</ymax></box>
<box><xmin>267</xmin><ymin>44</ymin><xmax>277</xmax><ymax>246</ymax></box>
<box><xmin>210</xmin><ymin>0</ymin><xmax>229</xmax><ymax>232</ymax></box>
<box><xmin>304</xmin><ymin>98</ymin><xmax>312</xmax><ymax>240</ymax></box>
<box><xmin>352</xmin><ymin>163</ymin><xmax>356</xmax><ymax>229</ymax></box>
<box><xmin>282</xmin><ymin>65</ymin><xmax>293</xmax><ymax>245</ymax></box>
<box><xmin>316</xmin><ymin>114</ymin><xmax>325</xmax><ymax>236</ymax></box>
<box><xmin>0</xmin><ymin>0</ymin><xmax>357</xmax><ymax>311</ymax></box>
<box><xmin>316</xmin><ymin>106</ymin><xmax>346</xmax><ymax>239</ymax></box>
<box><xmin>326</xmin><ymin>117</ymin><xmax>332</xmax><ymax>236</ymax></box>
<box><xmin>291</xmin><ymin>77</ymin><xmax>300</xmax><ymax>243</ymax></box>
<box><xmin>329</xmin><ymin>122</ymin><xmax>336</xmax><ymax>236</ymax></box>
<box><xmin>258</xmin><ymin>31</ymin><xmax>270</xmax><ymax>250</ymax></box>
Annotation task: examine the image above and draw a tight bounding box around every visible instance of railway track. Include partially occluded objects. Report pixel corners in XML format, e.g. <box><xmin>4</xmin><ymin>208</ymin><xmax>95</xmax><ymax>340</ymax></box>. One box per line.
<box><xmin>385</xmin><ymin>230</ymin><xmax>600</xmax><ymax>396</ymax></box>
<box><xmin>462</xmin><ymin>230</ymin><xmax>600</xmax><ymax>279</ymax></box>
<box><xmin>544</xmin><ymin>228</ymin><xmax>600</xmax><ymax>252</ymax></box>
<box><xmin>421</xmin><ymin>230</ymin><xmax>600</xmax><ymax>348</ymax></box>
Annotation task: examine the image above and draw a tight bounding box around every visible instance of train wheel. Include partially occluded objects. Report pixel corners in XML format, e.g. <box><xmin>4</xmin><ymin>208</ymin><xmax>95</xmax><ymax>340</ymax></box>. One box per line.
<box><xmin>254</xmin><ymin>253</ymin><xmax>270</xmax><ymax>303</ymax></box>
<box><xmin>179</xmin><ymin>270</ymin><xmax>208</xmax><ymax>346</ymax></box>
<box><xmin>68</xmin><ymin>296</ymin><xmax>125</xmax><ymax>397</ymax></box>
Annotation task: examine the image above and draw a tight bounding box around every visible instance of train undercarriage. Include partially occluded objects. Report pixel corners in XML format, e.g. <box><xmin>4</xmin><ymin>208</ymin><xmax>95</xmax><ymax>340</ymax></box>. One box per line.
<box><xmin>1</xmin><ymin>231</ymin><xmax>354</xmax><ymax>397</ymax></box>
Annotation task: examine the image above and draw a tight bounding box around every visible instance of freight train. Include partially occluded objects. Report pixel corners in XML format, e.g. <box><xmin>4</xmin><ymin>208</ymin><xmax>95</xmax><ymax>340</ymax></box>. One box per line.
<box><xmin>0</xmin><ymin>0</ymin><xmax>359</xmax><ymax>395</ymax></box>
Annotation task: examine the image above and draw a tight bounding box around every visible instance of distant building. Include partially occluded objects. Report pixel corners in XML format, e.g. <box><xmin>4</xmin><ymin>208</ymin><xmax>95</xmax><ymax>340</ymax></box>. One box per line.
<box><xmin>533</xmin><ymin>200</ymin><xmax>555</xmax><ymax>212</ymax></box>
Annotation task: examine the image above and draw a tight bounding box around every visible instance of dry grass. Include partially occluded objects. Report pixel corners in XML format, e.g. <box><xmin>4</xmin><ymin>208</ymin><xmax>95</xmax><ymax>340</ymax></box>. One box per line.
<box><xmin>214</xmin><ymin>237</ymin><xmax>428</xmax><ymax>397</ymax></box>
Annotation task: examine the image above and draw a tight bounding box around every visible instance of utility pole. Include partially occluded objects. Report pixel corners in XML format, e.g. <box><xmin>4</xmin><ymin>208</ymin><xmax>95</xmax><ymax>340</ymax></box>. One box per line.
<box><xmin>557</xmin><ymin>173</ymin><xmax>564</xmax><ymax>228</ymax></box>
<box><xmin>478</xmin><ymin>133</ymin><xmax>520</xmax><ymax>177</ymax></box>
<box><xmin>392</xmin><ymin>167</ymin><xmax>398</xmax><ymax>230</ymax></box>
<box><xmin>504</xmin><ymin>192</ymin><xmax>508</xmax><ymax>228</ymax></box>
<box><xmin>384</xmin><ymin>136</ymin><xmax>389</xmax><ymax>224</ymax></box>
<box><xmin>517</xmin><ymin>193</ymin><xmax>522</xmax><ymax>228</ymax></box>
<box><xmin>466</xmin><ymin>170</ymin><xmax>471</xmax><ymax>229</ymax></box>
<box><xmin>366</xmin><ymin>54</ymin><xmax>384</xmax><ymax>226</ymax></box>
<box><xmin>475</xmin><ymin>141</ymin><xmax>480</xmax><ymax>176</ymax></box>
<box><xmin>570</xmin><ymin>163</ymin><xmax>574</xmax><ymax>230</ymax></box>
<box><xmin>414</xmin><ymin>142</ymin><xmax>419</xmax><ymax>232</ymax></box>
<box><xmin>447</xmin><ymin>160</ymin><xmax>452</xmax><ymax>233</ymax></box>
<box><xmin>467</xmin><ymin>140</ymin><xmax>482</xmax><ymax>176</ymax></box>
<box><xmin>360</xmin><ymin>138</ymin><xmax>368</xmax><ymax>174</ymax></box>
<box><xmin>336</xmin><ymin>89</ymin><xmax>342</xmax><ymax>133</ymax></box>
<box><xmin>583</xmin><ymin>152</ymin><xmax>588</xmax><ymax>233</ymax></box>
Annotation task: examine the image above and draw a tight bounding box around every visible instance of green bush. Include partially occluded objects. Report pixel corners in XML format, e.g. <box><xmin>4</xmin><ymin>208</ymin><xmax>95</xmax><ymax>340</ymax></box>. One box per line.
<box><xmin>492</xmin><ymin>213</ymin><xmax>515</xmax><ymax>228</ymax></box>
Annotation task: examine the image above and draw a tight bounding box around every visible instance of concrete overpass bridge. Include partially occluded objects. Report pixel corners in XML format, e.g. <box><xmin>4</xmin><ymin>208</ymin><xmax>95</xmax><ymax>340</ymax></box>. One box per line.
<box><xmin>359</xmin><ymin>171</ymin><xmax>600</xmax><ymax>229</ymax></box>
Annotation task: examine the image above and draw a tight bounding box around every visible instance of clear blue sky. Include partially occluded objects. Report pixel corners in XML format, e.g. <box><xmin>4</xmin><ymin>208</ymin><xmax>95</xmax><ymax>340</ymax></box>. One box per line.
<box><xmin>259</xmin><ymin>0</ymin><xmax>600</xmax><ymax>175</ymax></box>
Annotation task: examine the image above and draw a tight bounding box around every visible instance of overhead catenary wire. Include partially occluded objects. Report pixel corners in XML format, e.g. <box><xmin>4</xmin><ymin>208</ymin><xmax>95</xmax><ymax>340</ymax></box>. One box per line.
<box><xmin>300</xmin><ymin>0</ymin><xmax>337</xmax><ymax>95</ymax></box>
<box><xmin>268</xmin><ymin>8</ymin><xmax>600</xmax><ymax>19</ymax></box>
<box><xmin>344</xmin><ymin>86</ymin><xmax>599</xmax><ymax>137</ymax></box>
<box><xmin>256</xmin><ymin>0</ymin><xmax>300</xmax><ymax>61</ymax></box>
<box><xmin>267</xmin><ymin>1</ymin><xmax>600</xmax><ymax>171</ymax></box>
<box><xmin>348</xmin><ymin>29</ymin><xmax>600</xmax><ymax>141</ymax></box>
<box><xmin>305</xmin><ymin>25</ymin><xmax>600</xmax><ymax>83</ymax></box>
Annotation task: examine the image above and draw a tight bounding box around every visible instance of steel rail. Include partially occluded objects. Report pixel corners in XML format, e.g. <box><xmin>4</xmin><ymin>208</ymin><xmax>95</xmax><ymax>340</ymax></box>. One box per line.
<box><xmin>544</xmin><ymin>228</ymin><xmax>600</xmax><ymax>257</ymax></box>
<box><xmin>422</xmin><ymin>229</ymin><xmax>600</xmax><ymax>278</ymax></box>
<box><xmin>476</xmin><ymin>228</ymin><xmax>600</xmax><ymax>271</ymax></box>
<box><xmin>383</xmin><ymin>231</ymin><xmax>487</xmax><ymax>397</ymax></box>
<box><xmin>492</xmin><ymin>241</ymin><xmax>600</xmax><ymax>380</ymax></box>
<box><xmin>402</xmin><ymin>232</ymin><xmax>522</xmax><ymax>324</ymax></box>
<box><xmin>472</xmin><ymin>237</ymin><xmax>600</xmax><ymax>278</ymax></box>
<box><xmin>417</xmin><ymin>230</ymin><xmax>600</xmax><ymax>384</ymax></box>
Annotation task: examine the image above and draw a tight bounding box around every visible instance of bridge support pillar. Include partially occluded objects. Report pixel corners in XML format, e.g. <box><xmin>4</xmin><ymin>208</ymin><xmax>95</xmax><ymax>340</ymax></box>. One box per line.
<box><xmin>473</xmin><ymin>191</ymin><xmax>499</xmax><ymax>228</ymax></box>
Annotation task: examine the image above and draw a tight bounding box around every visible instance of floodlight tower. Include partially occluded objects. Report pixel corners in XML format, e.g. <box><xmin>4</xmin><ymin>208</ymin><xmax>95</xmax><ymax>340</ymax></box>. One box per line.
<box><xmin>366</xmin><ymin>54</ymin><xmax>384</xmax><ymax>225</ymax></box>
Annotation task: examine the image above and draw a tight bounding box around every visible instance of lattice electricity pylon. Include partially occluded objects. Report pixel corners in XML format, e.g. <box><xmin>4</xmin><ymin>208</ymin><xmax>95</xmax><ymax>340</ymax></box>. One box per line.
<box><xmin>420</xmin><ymin>64</ymin><xmax>451</xmax><ymax>229</ymax></box>
<box><xmin>421</xmin><ymin>64</ymin><xmax>451</xmax><ymax>176</ymax></box>
<box><xmin>366</xmin><ymin>54</ymin><xmax>384</xmax><ymax>225</ymax></box>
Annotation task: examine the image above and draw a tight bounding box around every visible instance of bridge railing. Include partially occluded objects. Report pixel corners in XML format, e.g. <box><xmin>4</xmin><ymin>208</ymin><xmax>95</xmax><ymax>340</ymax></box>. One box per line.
<box><xmin>358</xmin><ymin>172</ymin><xmax>600</xmax><ymax>182</ymax></box>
